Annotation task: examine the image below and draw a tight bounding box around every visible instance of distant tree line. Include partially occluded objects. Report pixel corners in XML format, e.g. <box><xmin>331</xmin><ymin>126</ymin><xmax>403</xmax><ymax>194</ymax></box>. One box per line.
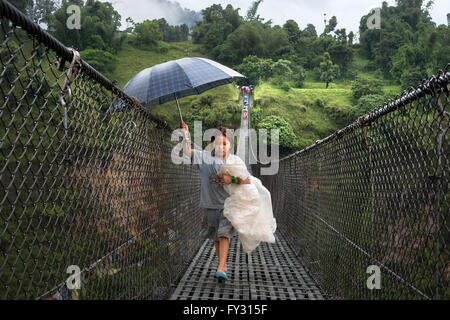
<box><xmin>359</xmin><ymin>0</ymin><xmax>448</xmax><ymax>87</ymax></box>
<box><xmin>11</xmin><ymin>0</ymin><xmax>450</xmax><ymax>90</ymax></box>
<box><xmin>192</xmin><ymin>0</ymin><xmax>449</xmax><ymax>89</ymax></box>
<box><xmin>190</xmin><ymin>1</ymin><xmax>354</xmax><ymax>88</ymax></box>
<box><xmin>13</xmin><ymin>1</ymin><xmax>190</xmax><ymax>73</ymax></box>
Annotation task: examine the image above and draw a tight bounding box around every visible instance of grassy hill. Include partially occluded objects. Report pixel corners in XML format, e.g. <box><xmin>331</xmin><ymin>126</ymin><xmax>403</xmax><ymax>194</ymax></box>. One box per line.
<box><xmin>252</xmin><ymin>48</ymin><xmax>402</xmax><ymax>150</ymax></box>
<box><xmin>110</xmin><ymin>42</ymin><xmax>205</xmax><ymax>87</ymax></box>
<box><xmin>108</xmin><ymin>41</ymin><xmax>402</xmax><ymax>151</ymax></box>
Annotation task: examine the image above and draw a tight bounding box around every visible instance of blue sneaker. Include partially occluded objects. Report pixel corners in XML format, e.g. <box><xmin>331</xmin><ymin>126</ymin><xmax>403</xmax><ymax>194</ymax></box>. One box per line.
<box><xmin>215</xmin><ymin>271</ymin><xmax>228</xmax><ymax>283</ymax></box>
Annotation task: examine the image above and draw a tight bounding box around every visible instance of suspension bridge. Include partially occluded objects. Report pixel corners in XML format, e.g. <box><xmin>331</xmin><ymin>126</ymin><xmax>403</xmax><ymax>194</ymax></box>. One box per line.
<box><xmin>0</xmin><ymin>0</ymin><xmax>448</xmax><ymax>300</ymax></box>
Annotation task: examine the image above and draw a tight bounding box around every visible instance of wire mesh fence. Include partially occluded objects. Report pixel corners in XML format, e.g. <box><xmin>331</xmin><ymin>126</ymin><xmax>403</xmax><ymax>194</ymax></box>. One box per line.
<box><xmin>0</xmin><ymin>1</ymin><xmax>204</xmax><ymax>299</ymax></box>
<box><xmin>1</xmin><ymin>0</ymin><xmax>449</xmax><ymax>301</ymax></box>
<box><xmin>255</xmin><ymin>64</ymin><xmax>449</xmax><ymax>299</ymax></box>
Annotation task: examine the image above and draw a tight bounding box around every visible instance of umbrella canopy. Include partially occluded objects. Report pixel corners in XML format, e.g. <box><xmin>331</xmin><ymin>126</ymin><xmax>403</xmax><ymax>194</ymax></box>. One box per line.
<box><xmin>108</xmin><ymin>57</ymin><xmax>244</xmax><ymax>115</ymax></box>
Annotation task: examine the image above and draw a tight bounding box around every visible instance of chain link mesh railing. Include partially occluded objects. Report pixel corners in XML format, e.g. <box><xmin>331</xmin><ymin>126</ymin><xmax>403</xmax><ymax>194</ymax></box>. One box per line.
<box><xmin>0</xmin><ymin>0</ymin><xmax>204</xmax><ymax>299</ymax></box>
<box><xmin>1</xmin><ymin>0</ymin><xmax>449</xmax><ymax>301</ymax></box>
<box><xmin>255</xmin><ymin>64</ymin><xmax>449</xmax><ymax>299</ymax></box>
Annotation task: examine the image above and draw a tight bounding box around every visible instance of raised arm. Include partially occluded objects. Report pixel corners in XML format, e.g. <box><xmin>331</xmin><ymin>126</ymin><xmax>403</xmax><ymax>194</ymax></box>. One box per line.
<box><xmin>180</xmin><ymin>121</ymin><xmax>193</xmax><ymax>158</ymax></box>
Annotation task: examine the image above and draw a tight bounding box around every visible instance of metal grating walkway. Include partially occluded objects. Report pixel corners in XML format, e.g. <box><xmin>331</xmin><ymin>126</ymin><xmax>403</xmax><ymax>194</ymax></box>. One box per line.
<box><xmin>169</xmin><ymin>232</ymin><xmax>324</xmax><ymax>300</ymax></box>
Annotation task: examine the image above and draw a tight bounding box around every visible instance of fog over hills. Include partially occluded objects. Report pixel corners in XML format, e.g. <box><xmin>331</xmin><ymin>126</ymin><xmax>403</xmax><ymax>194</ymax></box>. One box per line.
<box><xmin>132</xmin><ymin>0</ymin><xmax>202</xmax><ymax>26</ymax></box>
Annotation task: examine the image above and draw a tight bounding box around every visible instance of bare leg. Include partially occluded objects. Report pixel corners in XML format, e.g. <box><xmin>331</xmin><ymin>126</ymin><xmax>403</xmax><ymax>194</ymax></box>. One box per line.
<box><xmin>214</xmin><ymin>241</ymin><xmax>220</xmax><ymax>257</ymax></box>
<box><xmin>216</xmin><ymin>237</ymin><xmax>229</xmax><ymax>273</ymax></box>
<box><xmin>214</xmin><ymin>241</ymin><xmax>227</xmax><ymax>272</ymax></box>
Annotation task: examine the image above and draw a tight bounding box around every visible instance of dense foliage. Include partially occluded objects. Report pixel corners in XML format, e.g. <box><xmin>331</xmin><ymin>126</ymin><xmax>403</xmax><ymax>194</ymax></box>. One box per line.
<box><xmin>15</xmin><ymin>0</ymin><xmax>449</xmax><ymax>155</ymax></box>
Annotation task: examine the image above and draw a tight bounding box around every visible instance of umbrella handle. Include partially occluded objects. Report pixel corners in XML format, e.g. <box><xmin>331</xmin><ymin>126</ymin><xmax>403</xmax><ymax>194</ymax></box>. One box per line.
<box><xmin>175</xmin><ymin>94</ymin><xmax>183</xmax><ymax>124</ymax></box>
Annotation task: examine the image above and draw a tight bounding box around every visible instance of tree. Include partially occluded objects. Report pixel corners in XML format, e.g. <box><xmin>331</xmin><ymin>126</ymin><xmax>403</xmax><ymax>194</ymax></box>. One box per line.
<box><xmin>323</xmin><ymin>16</ymin><xmax>337</xmax><ymax>35</ymax></box>
<box><xmin>293</xmin><ymin>66</ymin><xmax>307</xmax><ymax>88</ymax></box>
<box><xmin>180</xmin><ymin>24</ymin><xmax>189</xmax><ymax>41</ymax></box>
<box><xmin>334</xmin><ymin>28</ymin><xmax>347</xmax><ymax>43</ymax></box>
<box><xmin>358</xmin><ymin>0</ymin><xmax>442</xmax><ymax>81</ymax></box>
<box><xmin>215</xmin><ymin>19</ymin><xmax>290</xmax><ymax>65</ymax></box>
<box><xmin>235</xmin><ymin>55</ymin><xmax>262</xmax><ymax>86</ymax></box>
<box><xmin>348</xmin><ymin>94</ymin><xmax>386</xmax><ymax>121</ymax></box>
<box><xmin>400</xmin><ymin>65</ymin><xmax>427</xmax><ymax>88</ymax></box>
<box><xmin>215</xmin><ymin>22</ymin><xmax>264</xmax><ymax>64</ymax></box>
<box><xmin>283</xmin><ymin>19</ymin><xmax>300</xmax><ymax>44</ymax></box>
<box><xmin>319</xmin><ymin>52</ymin><xmax>340</xmax><ymax>88</ymax></box>
<box><xmin>328</xmin><ymin>42</ymin><xmax>353</xmax><ymax>78</ymax></box>
<box><xmin>134</xmin><ymin>19</ymin><xmax>162</xmax><ymax>47</ymax></box>
<box><xmin>257</xmin><ymin>115</ymin><xmax>297</xmax><ymax>153</ymax></box>
<box><xmin>157</xmin><ymin>18</ymin><xmax>170</xmax><ymax>40</ymax></box>
<box><xmin>348</xmin><ymin>31</ymin><xmax>355</xmax><ymax>45</ymax></box>
<box><xmin>351</xmin><ymin>76</ymin><xmax>383</xmax><ymax>100</ymax></box>
<box><xmin>304</xmin><ymin>24</ymin><xmax>318</xmax><ymax>37</ymax></box>
<box><xmin>125</xmin><ymin>17</ymin><xmax>135</xmax><ymax>34</ymax></box>
<box><xmin>12</xmin><ymin>0</ymin><xmax>33</xmax><ymax>13</ymax></box>
<box><xmin>271</xmin><ymin>59</ymin><xmax>293</xmax><ymax>81</ymax></box>
<box><xmin>390</xmin><ymin>43</ymin><xmax>427</xmax><ymax>81</ymax></box>
<box><xmin>246</xmin><ymin>0</ymin><xmax>264</xmax><ymax>22</ymax></box>
<box><xmin>50</xmin><ymin>0</ymin><xmax>123</xmax><ymax>53</ymax></box>
<box><xmin>26</xmin><ymin>0</ymin><xmax>58</xmax><ymax>25</ymax></box>
<box><xmin>192</xmin><ymin>4</ymin><xmax>242</xmax><ymax>50</ymax></box>
<box><xmin>260</xmin><ymin>58</ymin><xmax>274</xmax><ymax>81</ymax></box>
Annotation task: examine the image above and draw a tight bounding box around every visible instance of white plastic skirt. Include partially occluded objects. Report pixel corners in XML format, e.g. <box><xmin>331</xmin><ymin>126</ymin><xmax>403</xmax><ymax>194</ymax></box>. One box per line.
<box><xmin>218</xmin><ymin>156</ymin><xmax>277</xmax><ymax>253</ymax></box>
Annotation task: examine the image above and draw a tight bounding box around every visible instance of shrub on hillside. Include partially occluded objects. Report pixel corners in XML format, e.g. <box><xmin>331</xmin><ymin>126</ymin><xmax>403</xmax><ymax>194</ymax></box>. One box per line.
<box><xmin>281</xmin><ymin>82</ymin><xmax>291</xmax><ymax>92</ymax></box>
<box><xmin>80</xmin><ymin>49</ymin><xmax>117</xmax><ymax>74</ymax></box>
<box><xmin>348</xmin><ymin>94</ymin><xmax>386</xmax><ymax>122</ymax></box>
<box><xmin>292</xmin><ymin>66</ymin><xmax>307</xmax><ymax>88</ymax></box>
<box><xmin>250</xmin><ymin>106</ymin><xmax>263</xmax><ymax>127</ymax></box>
<box><xmin>351</xmin><ymin>76</ymin><xmax>383</xmax><ymax>100</ymax></box>
<box><xmin>257</xmin><ymin>115</ymin><xmax>297</xmax><ymax>150</ymax></box>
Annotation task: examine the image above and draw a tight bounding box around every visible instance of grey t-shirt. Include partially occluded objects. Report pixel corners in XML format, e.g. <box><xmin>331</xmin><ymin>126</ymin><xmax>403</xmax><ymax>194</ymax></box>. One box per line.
<box><xmin>191</xmin><ymin>149</ymin><xmax>242</xmax><ymax>209</ymax></box>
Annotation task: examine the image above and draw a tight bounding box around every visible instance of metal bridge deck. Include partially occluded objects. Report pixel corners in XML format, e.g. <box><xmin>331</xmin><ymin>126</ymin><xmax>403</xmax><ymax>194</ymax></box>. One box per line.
<box><xmin>169</xmin><ymin>232</ymin><xmax>324</xmax><ymax>300</ymax></box>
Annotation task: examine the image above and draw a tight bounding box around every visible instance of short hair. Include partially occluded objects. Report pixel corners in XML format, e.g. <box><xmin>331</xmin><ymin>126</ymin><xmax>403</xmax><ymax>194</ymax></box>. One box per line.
<box><xmin>210</xmin><ymin>126</ymin><xmax>232</xmax><ymax>143</ymax></box>
<box><xmin>210</xmin><ymin>126</ymin><xmax>235</xmax><ymax>156</ymax></box>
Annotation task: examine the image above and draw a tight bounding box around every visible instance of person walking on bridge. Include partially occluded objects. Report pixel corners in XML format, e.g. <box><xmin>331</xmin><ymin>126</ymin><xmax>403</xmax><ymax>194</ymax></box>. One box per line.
<box><xmin>180</xmin><ymin>122</ymin><xmax>251</xmax><ymax>283</ymax></box>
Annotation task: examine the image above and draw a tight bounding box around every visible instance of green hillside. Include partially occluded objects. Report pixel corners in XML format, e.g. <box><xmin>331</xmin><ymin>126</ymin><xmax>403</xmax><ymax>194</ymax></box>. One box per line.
<box><xmin>110</xmin><ymin>42</ymin><xmax>205</xmax><ymax>87</ymax></box>
<box><xmin>108</xmin><ymin>41</ymin><xmax>402</xmax><ymax>151</ymax></box>
<box><xmin>252</xmin><ymin>48</ymin><xmax>402</xmax><ymax>149</ymax></box>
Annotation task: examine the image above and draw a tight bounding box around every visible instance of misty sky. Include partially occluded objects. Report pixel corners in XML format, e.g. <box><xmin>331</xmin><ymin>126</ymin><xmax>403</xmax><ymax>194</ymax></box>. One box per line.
<box><xmin>104</xmin><ymin>0</ymin><xmax>449</xmax><ymax>37</ymax></box>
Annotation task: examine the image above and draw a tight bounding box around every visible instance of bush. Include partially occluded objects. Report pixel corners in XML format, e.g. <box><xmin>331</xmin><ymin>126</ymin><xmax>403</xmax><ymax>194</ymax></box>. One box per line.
<box><xmin>292</xmin><ymin>66</ymin><xmax>307</xmax><ymax>88</ymax></box>
<box><xmin>80</xmin><ymin>49</ymin><xmax>117</xmax><ymax>74</ymax></box>
<box><xmin>235</xmin><ymin>55</ymin><xmax>263</xmax><ymax>86</ymax></box>
<box><xmin>227</xmin><ymin>103</ymin><xmax>240</xmax><ymax>114</ymax></box>
<box><xmin>199</xmin><ymin>94</ymin><xmax>214</xmax><ymax>106</ymax></box>
<box><xmin>250</xmin><ymin>106</ymin><xmax>263</xmax><ymax>127</ymax></box>
<box><xmin>345</xmin><ymin>68</ymin><xmax>357</xmax><ymax>80</ymax></box>
<box><xmin>348</xmin><ymin>94</ymin><xmax>386</xmax><ymax>122</ymax></box>
<box><xmin>312</xmin><ymin>66</ymin><xmax>321</xmax><ymax>81</ymax></box>
<box><xmin>400</xmin><ymin>66</ymin><xmax>427</xmax><ymax>89</ymax></box>
<box><xmin>133</xmin><ymin>19</ymin><xmax>162</xmax><ymax>48</ymax></box>
<box><xmin>257</xmin><ymin>115</ymin><xmax>297</xmax><ymax>149</ymax></box>
<box><xmin>351</xmin><ymin>76</ymin><xmax>383</xmax><ymax>100</ymax></box>
<box><xmin>363</xmin><ymin>60</ymin><xmax>377</xmax><ymax>72</ymax></box>
<box><xmin>281</xmin><ymin>82</ymin><xmax>291</xmax><ymax>92</ymax></box>
<box><xmin>315</xmin><ymin>98</ymin><xmax>324</xmax><ymax>108</ymax></box>
<box><xmin>271</xmin><ymin>59</ymin><xmax>293</xmax><ymax>80</ymax></box>
<box><xmin>373</xmin><ymin>69</ymin><xmax>384</xmax><ymax>79</ymax></box>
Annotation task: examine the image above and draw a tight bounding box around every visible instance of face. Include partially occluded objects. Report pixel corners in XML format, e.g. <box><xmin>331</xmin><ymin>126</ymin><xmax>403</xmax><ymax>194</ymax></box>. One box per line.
<box><xmin>213</xmin><ymin>134</ymin><xmax>231</xmax><ymax>158</ymax></box>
